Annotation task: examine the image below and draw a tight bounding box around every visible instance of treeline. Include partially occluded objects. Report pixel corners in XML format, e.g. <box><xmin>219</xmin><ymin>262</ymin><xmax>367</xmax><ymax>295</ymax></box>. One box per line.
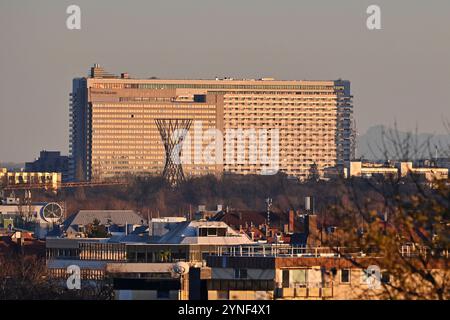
<box><xmin>28</xmin><ymin>173</ymin><xmax>398</xmax><ymax>219</ymax></box>
<box><xmin>27</xmin><ymin>173</ymin><xmax>438</xmax><ymax>223</ymax></box>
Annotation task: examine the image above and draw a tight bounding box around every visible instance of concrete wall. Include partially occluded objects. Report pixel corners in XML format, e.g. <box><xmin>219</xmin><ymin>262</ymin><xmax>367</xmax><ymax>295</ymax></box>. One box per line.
<box><xmin>115</xmin><ymin>289</ymin><xmax>179</xmax><ymax>300</ymax></box>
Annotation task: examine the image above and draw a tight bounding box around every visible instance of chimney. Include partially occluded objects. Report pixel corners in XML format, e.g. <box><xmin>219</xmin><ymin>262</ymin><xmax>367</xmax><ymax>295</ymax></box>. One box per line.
<box><xmin>305</xmin><ymin>196</ymin><xmax>314</xmax><ymax>214</ymax></box>
<box><xmin>306</xmin><ymin>214</ymin><xmax>320</xmax><ymax>247</ymax></box>
<box><xmin>289</xmin><ymin>209</ymin><xmax>295</xmax><ymax>233</ymax></box>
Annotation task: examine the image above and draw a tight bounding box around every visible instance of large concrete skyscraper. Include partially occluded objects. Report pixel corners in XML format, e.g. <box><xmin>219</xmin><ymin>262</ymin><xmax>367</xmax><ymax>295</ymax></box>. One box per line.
<box><xmin>69</xmin><ymin>64</ymin><xmax>354</xmax><ymax>181</ymax></box>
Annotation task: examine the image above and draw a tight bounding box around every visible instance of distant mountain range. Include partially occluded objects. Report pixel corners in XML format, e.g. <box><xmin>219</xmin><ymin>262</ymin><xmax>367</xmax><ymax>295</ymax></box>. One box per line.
<box><xmin>356</xmin><ymin>125</ymin><xmax>450</xmax><ymax>160</ymax></box>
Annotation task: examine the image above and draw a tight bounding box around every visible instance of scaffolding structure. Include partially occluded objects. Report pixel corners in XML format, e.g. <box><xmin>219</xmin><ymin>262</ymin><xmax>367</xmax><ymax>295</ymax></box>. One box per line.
<box><xmin>155</xmin><ymin>119</ymin><xmax>192</xmax><ymax>187</ymax></box>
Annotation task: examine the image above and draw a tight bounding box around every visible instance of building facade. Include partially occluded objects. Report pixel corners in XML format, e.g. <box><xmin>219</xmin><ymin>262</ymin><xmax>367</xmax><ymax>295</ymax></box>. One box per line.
<box><xmin>345</xmin><ymin>161</ymin><xmax>448</xmax><ymax>181</ymax></box>
<box><xmin>206</xmin><ymin>246</ymin><xmax>386</xmax><ymax>300</ymax></box>
<box><xmin>70</xmin><ymin>64</ymin><xmax>354</xmax><ymax>181</ymax></box>
<box><xmin>46</xmin><ymin>220</ymin><xmax>254</xmax><ymax>300</ymax></box>
<box><xmin>25</xmin><ymin>150</ymin><xmax>69</xmax><ymax>182</ymax></box>
<box><xmin>1</xmin><ymin>168</ymin><xmax>62</xmax><ymax>191</ymax></box>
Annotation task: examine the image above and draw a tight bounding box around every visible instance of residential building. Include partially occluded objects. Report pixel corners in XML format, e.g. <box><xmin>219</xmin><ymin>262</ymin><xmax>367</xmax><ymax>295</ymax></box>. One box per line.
<box><xmin>0</xmin><ymin>229</ymin><xmax>45</xmax><ymax>257</ymax></box>
<box><xmin>46</xmin><ymin>218</ymin><xmax>254</xmax><ymax>300</ymax></box>
<box><xmin>205</xmin><ymin>245</ymin><xmax>385</xmax><ymax>300</ymax></box>
<box><xmin>69</xmin><ymin>64</ymin><xmax>354</xmax><ymax>181</ymax></box>
<box><xmin>345</xmin><ymin>161</ymin><xmax>448</xmax><ymax>181</ymax></box>
<box><xmin>25</xmin><ymin>151</ymin><xmax>69</xmax><ymax>182</ymax></box>
<box><xmin>0</xmin><ymin>168</ymin><xmax>62</xmax><ymax>190</ymax></box>
<box><xmin>0</xmin><ymin>193</ymin><xmax>64</xmax><ymax>239</ymax></box>
<box><xmin>45</xmin><ymin>209</ymin><xmax>448</xmax><ymax>300</ymax></box>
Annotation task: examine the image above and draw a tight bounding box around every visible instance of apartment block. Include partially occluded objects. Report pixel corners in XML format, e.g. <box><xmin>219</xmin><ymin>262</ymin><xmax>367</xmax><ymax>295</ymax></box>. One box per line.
<box><xmin>345</xmin><ymin>161</ymin><xmax>449</xmax><ymax>181</ymax></box>
<box><xmin>69</xmin><ymin>64</ymin><xmax>354</xmax><ymax>181</ymax></box>
<box><xmin>0</xmin><ymin>168</ymin><xmax>62</xmax><ymax>191</ymax></box>
<box><xmin>25</xmin><ymin>150</ymin><xmax>69</xmax><ymax>182</ymax></box>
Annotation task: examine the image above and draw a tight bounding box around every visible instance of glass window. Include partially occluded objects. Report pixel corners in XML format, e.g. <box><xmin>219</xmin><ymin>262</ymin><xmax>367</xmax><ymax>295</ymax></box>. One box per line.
<box><xmin>291</xmin><ymin>269</ymin><xmax>307</xmax><ymax>286</ymax></box>
<box><xmin>207</xmin><ymin>228</ymin><xmax>217</xmax><ymax>236</ymax></box>
<box><xmin>381</xmin><ymin>272</ymin><xmax>390</xmax><ymax>284</ymax></box>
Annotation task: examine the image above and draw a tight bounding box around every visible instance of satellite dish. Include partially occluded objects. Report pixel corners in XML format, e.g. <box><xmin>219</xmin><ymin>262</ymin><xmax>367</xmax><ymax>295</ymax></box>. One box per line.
<box><xmin>172</xmin><ymin>262</ymin><xmax>190</xmax><ymax>276</ymax></box>
<box><xmin>41</xmin><ymin>202</ymin><xmax>63</xmax><ymax>222</ymax></box>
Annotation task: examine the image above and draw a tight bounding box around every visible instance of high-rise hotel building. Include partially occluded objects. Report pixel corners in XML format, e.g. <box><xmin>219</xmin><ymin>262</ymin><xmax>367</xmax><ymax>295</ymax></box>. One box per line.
<box><xmin>69</xmin><ymin>64</ymin><xmax>354</xmax><ymax>181</ymax></box>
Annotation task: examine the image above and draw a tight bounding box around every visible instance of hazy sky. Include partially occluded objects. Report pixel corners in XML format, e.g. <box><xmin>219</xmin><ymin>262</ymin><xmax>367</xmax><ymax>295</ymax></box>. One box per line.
<box><xmin>1</xmin><ymin>0</ymin><xmax>449</xmax><ymax>162</ymax></box>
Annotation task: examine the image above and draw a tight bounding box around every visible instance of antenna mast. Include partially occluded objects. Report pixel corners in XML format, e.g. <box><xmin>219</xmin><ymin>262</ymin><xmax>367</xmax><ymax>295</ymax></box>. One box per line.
<box><xmin>265</xmin><ymin>197</ymin><xmax>272</xmax><ymax>236</ymax></box>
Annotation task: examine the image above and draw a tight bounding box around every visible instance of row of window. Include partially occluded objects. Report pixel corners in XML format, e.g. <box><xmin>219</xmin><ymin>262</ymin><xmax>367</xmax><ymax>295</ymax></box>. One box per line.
<box><xmin>92</xmin><ymin>82</ymin><xmax>335</xmax><ymax>91</ymax></box>
<box><xmin>93</xmin><ymin>105</ymin><xmax>216</xmax><ymax>111</ymax></box>
<box><xmin>48</xmin><ymin>268</ymin><xmax>105</xmax><ymax>280</ymax></box>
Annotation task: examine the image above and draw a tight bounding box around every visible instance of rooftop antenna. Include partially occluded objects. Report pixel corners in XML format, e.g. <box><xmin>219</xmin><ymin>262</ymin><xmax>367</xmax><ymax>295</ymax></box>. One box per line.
<box><xmin>265</xmin><ymin>198</ymin><xmax>272</xmax><ymax>236</ymax></box>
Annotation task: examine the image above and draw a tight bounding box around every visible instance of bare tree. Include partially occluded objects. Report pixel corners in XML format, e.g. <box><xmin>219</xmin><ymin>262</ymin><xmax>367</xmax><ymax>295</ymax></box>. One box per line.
<box><xmin>321</xmin><ymin>127</ymin><xmax>449</xmax><ymax>299</ymax></box>
<box><xmin>0</xmin><ymin>252</ymin><xmax>113</xmax><ymax>300</ymax></box>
